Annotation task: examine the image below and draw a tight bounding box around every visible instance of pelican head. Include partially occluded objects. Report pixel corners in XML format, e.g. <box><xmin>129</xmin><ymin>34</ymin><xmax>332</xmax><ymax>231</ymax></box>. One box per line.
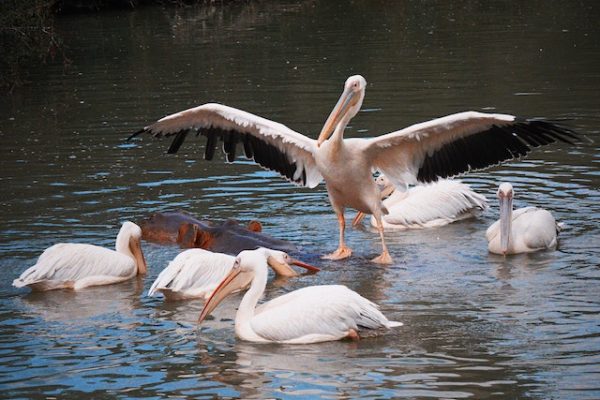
<box><xmin>497</xmin><ymin>183</ymin><xmax>514</xmax><ymax>255</ymax></box>
<box><xmin>317</xmin><ymin>75</ymin><xmax>367</xmax><ymax>147</ymax></box>
<box><xmin>375</xmin><ymin>174</ymin><xmax>396</xmax><ymax>199</ymax></box>
<box><xmin>117</xmin><ymin>221</ymin><xmax>147</xmax><ymax>275</ymax></box>
<box><xmin>198</xmin><ymin>248</ymin><xmax>319</xmax><ymax>323</ymax></box>
<box><xmin>198</xmin><ymin>254</ymin><xmax>252</xmax><ymax>324</ymax></box>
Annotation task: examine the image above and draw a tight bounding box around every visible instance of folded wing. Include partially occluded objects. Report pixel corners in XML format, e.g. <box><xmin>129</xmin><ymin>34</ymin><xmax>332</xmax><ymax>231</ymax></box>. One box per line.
<box><xmin>252</xmin><ymin>285</ymin><xmax>396</xmax><ymax>342</ymax></box>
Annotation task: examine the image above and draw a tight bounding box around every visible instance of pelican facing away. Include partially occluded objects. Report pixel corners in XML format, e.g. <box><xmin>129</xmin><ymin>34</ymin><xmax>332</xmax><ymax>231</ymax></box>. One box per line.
<box><xmin>353</xmin><ymin>174</ymin><xmax>487</xmax><ymax>229</ymax></box>
<box><xmin>129</xmin><ymin>75</ymin><xmax>578</xmax><ymax>264</ymax></box>
<box><xmin>148</xmin><ymin>247</ymin><xmax>319</xmax><ymax>301</ymax></box>
<box><xmin>13</xmin><ymin>221</ymin><xmax>147</xmax><ymax>291</ymax></box>
<box><xmin>198</xmin><ymin>248</ymin><xmax>402</xmax><ymax>344</ymax></box>
<box><xmin>487</xmin><ymin>183</ymin><xmax>559</xmax><ymax>255</ymax></box>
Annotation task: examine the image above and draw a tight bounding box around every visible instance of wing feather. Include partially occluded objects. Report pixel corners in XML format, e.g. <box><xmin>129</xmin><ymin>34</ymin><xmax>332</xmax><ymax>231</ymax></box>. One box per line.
<box><xmin>149</xmin><ymin>249</ymin><xmax>235</xmax><ymax>298</ymax></box>
<box><xmin>13</xmin><ymin>244</ymin><xmax>135</xmax><ymax>287</ymax></box>
<box><xmin>381</xmin><ymin>180</ymin><xmax>487</xmax><ymax>227</ymax></box>
<box><xmin>251</xmin><ymin>285</ymin><xmax>396</xmax><ymax>342</ymax></box>
<box><xmin>130</xmin><ymin>103</ymin><xmax>323</xmax><ymax>188</ymax></box>
<box><xmin>365</xmin><ymin>111</ymin><xmax>578</xmax><ymax>187</ymax></box>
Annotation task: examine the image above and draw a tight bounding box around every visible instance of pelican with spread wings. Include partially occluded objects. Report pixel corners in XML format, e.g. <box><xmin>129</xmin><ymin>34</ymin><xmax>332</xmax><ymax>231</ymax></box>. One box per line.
<box><xmin>130</xmin><ymin>75</ymin><xmax>577</xmax><ymax>264</ymax></box>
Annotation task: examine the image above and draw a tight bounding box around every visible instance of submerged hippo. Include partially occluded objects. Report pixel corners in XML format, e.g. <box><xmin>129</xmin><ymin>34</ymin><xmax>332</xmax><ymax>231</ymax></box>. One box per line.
<box><xmin>138</xmin><ymin>211</ymin><xmax>296</xmax><ymax>254</ymax></box>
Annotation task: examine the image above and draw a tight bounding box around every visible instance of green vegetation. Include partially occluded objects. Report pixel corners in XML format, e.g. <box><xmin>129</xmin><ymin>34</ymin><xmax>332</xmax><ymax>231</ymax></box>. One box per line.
<box><xmin>0</xmin><ymin>0</ymin><xmax>223</xmax><ymax>92</ymax></box>
<box><xmin>0</xmin><ymin>0</ymin><xmax>66</xmax><ymax>92</ymax></box>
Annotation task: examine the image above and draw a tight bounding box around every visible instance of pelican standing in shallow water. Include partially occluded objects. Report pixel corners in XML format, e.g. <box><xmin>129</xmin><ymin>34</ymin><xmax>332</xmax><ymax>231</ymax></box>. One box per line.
<box><xmin>13</xmin><ymin>221</ymin><xmax>147</xmax><ymax>291</ymax></box>
<box><xmin>148</xmin><ymin>247</ymin><xmax>319</xmax><ymax>301</ymax></box>
<box><xmin>130</xmin><ymin>75</ymin><xmax>578</xmax><ymax>264</ymax></box>
<box><xmin>353</xmin><ymin>174</ymin><xmax>487</xmax><ymax>229</ymax></box>
<box><xmin>198</xmin><ymin>248</ymin><xmax>402</xmax><ymax>344</ymax></box>
<box><xmin>486</xmin><ymin>183</ymin><xmax>559</xmax><ymax>255</ymax></box>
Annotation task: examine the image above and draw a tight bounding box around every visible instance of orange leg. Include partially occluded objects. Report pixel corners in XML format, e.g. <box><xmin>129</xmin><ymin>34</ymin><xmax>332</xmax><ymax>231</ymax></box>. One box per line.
<box><xmin>352</xmin><ymin>211</ymin><xmax>366</xmax><ymax>227</ymax></box>
<box><xmin>371</xmin><ymin>214</ymin><xmax>392</xmax><ymax>264</ymax></box>
<box><xmin>345</xmin><ymin>329</ymin><xmax>360</xmax><ymax>340</ymax></box>
<box><xmin>323</xmin><ymin>211</ymin><xmax>352</xmax><ymax>260</ymax></box>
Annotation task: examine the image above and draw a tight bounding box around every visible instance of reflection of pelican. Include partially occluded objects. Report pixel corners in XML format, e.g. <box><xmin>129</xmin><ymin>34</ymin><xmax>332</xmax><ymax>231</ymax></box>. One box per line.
<box><xmin>130</xmin><ymin>75</ymin><xmax>577</xmax><ymax>264</ymax></box>
<box><xmin>148</xmin><ymin>248</ymin><xmax>319</xmax><ymax>301</ymax></box>
<box><xmin>353</xmin><ymin>174</ymin><xmax>487</xmax><ymax>229</ymax></box>
<box><xmin>234</xmin><ymin>341</ymin><xmax>363</xmax><ymax>376</ymax></box>
<box><xmin>487</xmin><ymin>183</ymin><xmax>559</xmax><ymax>255</ymax></box>
<box><xmin>198</xmin><ymin>248</ymin><xmax>401</xmax><ymax>344</ymax></box>
<box><xmin>18</xmin><ymin>278</ymin><xmax>144</xmax><ymax>322</ymax></box>
<box><xmin>13</xmin><ymin>222</ymin><xmax>147</xmax><ymax>291</ymax></box>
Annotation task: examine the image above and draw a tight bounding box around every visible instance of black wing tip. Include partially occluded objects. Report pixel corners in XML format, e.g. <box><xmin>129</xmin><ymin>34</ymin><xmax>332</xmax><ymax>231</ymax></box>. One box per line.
<box><xmin>199</xmin><ymin>127</ymin><xmax>308</xmax><ymax>187</ymax></box>
<box><xmin>127</xmin><ymin>125</ymin><xmax>196</xmax><ymax>154</ymax></box>
<box><xmin>517</xmin><ymin>118</ymin><xmax>582</xmax><ymax>144</ymax></box>
<box><xmin>166</xmin><ymin>130</ymin><xmax>190</xmax><ymax>154</ymax></box>
<box><xmin>127</xmin><ymin>128</ymin><xmax>146</xmax><ymax>141</ymax></box>
<box><xmin>416</xmin><ymin>116</ymin><xmax>585</xmax><ymax>183</ymax></box>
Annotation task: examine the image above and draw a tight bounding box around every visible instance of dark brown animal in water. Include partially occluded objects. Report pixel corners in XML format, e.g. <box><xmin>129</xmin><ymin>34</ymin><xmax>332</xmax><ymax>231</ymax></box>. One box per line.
<box><xmin>138</xmin><ymin>211</ymin><xmax>296</xmax><ymax>254</ymax></box>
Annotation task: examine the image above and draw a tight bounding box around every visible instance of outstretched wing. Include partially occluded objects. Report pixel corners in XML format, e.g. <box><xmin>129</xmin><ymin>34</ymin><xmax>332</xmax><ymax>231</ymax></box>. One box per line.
<box><xmin>365</xmin><ymin>111</ymin><xmax>578</xmax><ymax>187</ymax></box>
<box><xmin>129</xmin><ymin>103</ymin><xmax>323</xmax><ymax>188</ymax></box>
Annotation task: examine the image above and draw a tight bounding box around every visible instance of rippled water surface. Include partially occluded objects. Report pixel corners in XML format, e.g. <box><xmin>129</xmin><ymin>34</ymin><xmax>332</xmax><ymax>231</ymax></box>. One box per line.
<box><xmin>1</xmin><ymin>1</ymin><xmax>599</xmax><ymax>398</ymax></box>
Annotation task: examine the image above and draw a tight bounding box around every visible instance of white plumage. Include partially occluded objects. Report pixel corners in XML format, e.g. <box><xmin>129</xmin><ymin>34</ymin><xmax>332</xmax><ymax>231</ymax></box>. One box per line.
<box><xmin>486</xmin><ymin>183</ymin><xmax>559</xmax><ymax>255</ymax></box>
<box><xmin>131</xmin><ymin>75</ymin><xmax>577</xmax><ymax>264</ymax></box>
<box><xmin>13</xmin><ymin>221</ymin><xmax>147</xmax><ymax>291</ymax></box>
<box><xmin>148</xmin><ymin>247</ymin><xmax>318</xmax><ymax>301</ymax></box>
<box><xmin>148</xmin><ymin>249</ymin><xmax>235</xmax><ymax>301</ymax></box>
<box><xmin>354</xmin><ymin>175</ymin><xmax>487</xmax><ymax>230</ymax></box>
<box><xmin>198</xmin><ymin>248</ymin><xmax>401</xmax><ymax>344</ymax></box>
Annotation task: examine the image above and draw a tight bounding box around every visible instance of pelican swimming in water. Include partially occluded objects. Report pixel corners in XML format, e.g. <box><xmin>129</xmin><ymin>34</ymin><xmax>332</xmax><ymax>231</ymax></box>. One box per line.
<box><xmin>13</xmin><ymin>221</ymin><xmax>147</xmax><ymax>291</ymax></box>
<box><xmin>198</xmin><ymin>248</ymin><xmax>402</xmax><ymax>344</ymax></box>
<box><xmin>353</xmin><ymin>174</ymin><xmax>487</xmax><ymax>229</ymax></box>
<box><xmin>129</xmin><ymin>75</ymin><xmax>578</xmax><ymax>264</ymax></box>
<box><xmin>486</xmin><ymin>182</ymin><xmax>559</xmax><ymax>255</ymax></box>
<box><xmin>148</xmin><ymin>247</ymin><xmax>319</xmax><ymax>301</ymax></box>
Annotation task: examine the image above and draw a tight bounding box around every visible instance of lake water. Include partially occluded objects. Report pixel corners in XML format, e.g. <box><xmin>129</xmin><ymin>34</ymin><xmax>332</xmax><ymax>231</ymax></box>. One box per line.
<box><xmin>1</xmin><ymin>1</ymin><xmax>599</xmax><ymax>398</ymax></box>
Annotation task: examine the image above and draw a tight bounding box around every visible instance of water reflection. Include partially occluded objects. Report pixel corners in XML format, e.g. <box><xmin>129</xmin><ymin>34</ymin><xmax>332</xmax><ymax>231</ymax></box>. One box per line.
<box><xmin>18</xmin><ymin>277</ymin><xmax>145</xmax><ymax>323</ymax></box>
<box><xmin>204</xmin><ymin>339</ymin><xmax>523</xmax><ymax>399</ymax></box>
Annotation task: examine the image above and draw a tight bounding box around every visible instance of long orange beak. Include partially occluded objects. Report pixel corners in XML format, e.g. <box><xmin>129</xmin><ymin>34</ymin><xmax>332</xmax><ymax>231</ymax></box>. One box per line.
<box><xmin>291</xmin><ymin>258</ymin><xmax>320</xmax><ymax>272</ymax></box>
<box><xmin>198</xmin><ymin>266</ymin><xmax>251</xmax><ymax>323</ymax></box>
<box><xmin>267</xmin><ymin>256</ymin><xmax>320</xmax><ymax>277</ymax></box>
<box><xmin>380</xmin><ymin>184</ymin><xmax>395</xmax><ymax>199</ymax></box>
<box><xmin>499</xmin><ymin>194</ymin><xmax>513</xmax><ymax>255</ymax></box>
<box><xmin>317</xmin><ymin>87</ymin><xmax>357</xmax><ymax>147</ymax></box>
<box><xmin>129</xmin><ymin>237</ymin><xmax>147</xmax><ymax>275</ymax></box>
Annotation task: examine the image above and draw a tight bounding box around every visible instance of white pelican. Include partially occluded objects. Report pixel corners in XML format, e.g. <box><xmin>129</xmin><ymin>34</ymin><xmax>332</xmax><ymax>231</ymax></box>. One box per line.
<box><xmin>486</xmin><ymin>183</ymin><xmax>559</xmax><ymax>255</ymax></box>
<box><xmin>129</xmin><ymin>75</ymin><xmax>578</xmax><ymax>264</ymax></box>
<box><xmin>198</xmin><ymin>248</ymin><xmax>402</xmax><ymax>344</ymax></box>
<box><xmin>13</xmin><ymin>221</ymin><xmax>147</xmax><ymax>291</ymax></box>
<box><xmin>353</xmin><ymin>174</ymin><xmax>487</xmax><ymax>229</ymax></box>
<box><xmin>148</xmin><ymin>247</ymin><xmax>319</xmax><ymax>301</ymax></box>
